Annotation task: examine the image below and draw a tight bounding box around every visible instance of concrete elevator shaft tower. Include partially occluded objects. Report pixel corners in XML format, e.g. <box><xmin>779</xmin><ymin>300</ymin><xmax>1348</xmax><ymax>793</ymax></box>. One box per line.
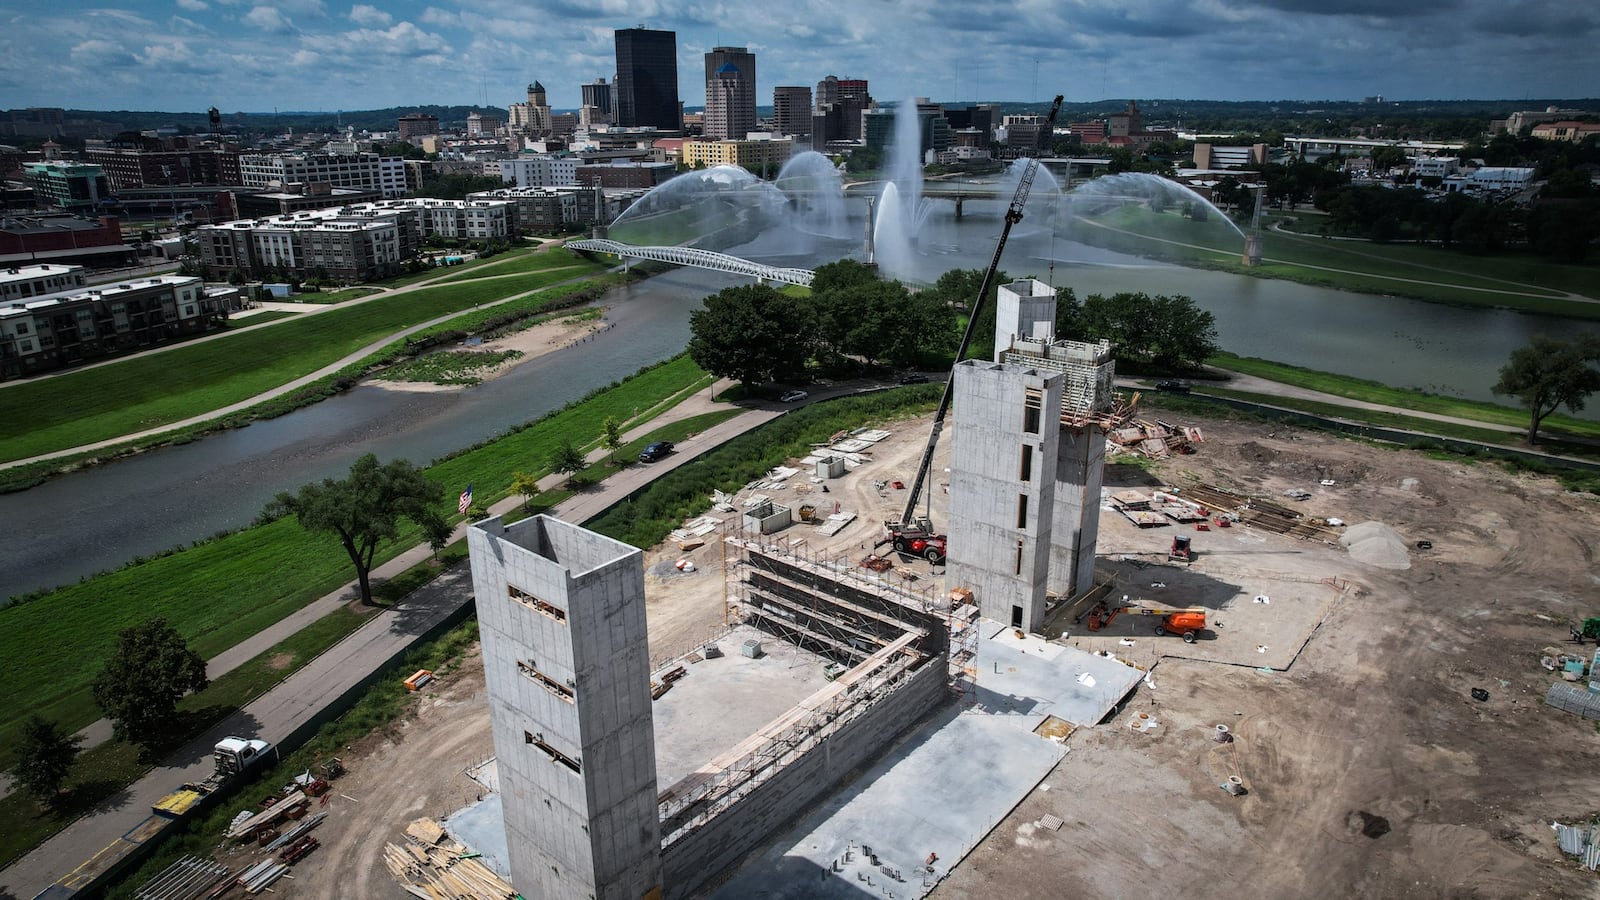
<box><xmin>946</xmin><ymin>280</ymin><xmax>1119</xmax><ymax>634</ymax></box>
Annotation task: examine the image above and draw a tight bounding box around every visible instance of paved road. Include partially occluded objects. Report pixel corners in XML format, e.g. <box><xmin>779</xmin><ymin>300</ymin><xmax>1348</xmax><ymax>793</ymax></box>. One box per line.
<box><xmin>0</xmin><ymin>377</ymin><xmax>798</xmax><ymax>899</ymax></box>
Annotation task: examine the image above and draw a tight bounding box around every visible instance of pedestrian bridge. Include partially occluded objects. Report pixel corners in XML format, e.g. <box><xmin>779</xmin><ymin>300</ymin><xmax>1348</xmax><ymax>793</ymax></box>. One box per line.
<box><xmin>567</xmin><ymin>239</ymin><xmax>815</xmax><ymax>287</ymax></box>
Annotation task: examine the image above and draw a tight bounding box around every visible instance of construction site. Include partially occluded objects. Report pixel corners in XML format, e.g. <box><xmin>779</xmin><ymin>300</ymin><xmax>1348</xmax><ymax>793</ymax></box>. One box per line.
<box><xmin>163</xmin><ymin>365</ymin><xmax>1600</xmax><ymax>898</ymax></box>
<box><xmin>115</xmin><ymin>262</ymin><xmax>1590</xmax><ymax>900</ymax></box>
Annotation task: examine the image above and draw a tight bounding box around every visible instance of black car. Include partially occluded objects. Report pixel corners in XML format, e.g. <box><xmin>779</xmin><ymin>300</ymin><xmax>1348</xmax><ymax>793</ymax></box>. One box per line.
<box><xmin>1155</xmin><ymin>380</ymin><xmax>1192</xmax><ymax>393</ymax></box>
<box><xmin>897</xmin><ymin>372</ymin><xmax>929</xmax><ymax>384</ymax></box>
<box><xmin>638</xmin><ymin>441</ymin><xmax>674</xmax><ymax>462</ymax></box>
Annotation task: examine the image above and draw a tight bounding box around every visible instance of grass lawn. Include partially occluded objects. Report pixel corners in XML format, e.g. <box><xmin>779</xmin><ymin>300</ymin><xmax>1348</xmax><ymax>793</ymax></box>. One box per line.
<box><xmin>444</xmin><ymin>250</ymin><xmax>607</xmax><ymax>281</ymax></box>
<box><xmin>228</xmin><ymin>310</ymin><xmax>301</xmax><ymax>326</ymax></box>
<box><xmin>1069</xmin><ymin>204</ymin><xmax>1599</xmax><ymax>317</ymax></box>
<box><xmin>1207</xmin><ymin>352</ymin><xmax>1600</xmax><ymax>442</ymax></box>
<box><xmin>0</xmin><ymin>600</ymin><xmax>384</xmax><ymax>867</ymax></box>
<box><xmin>0</xmin><ymin>355</ymin><xmax>710</xmax><ymax>754</ymax></box>
<box><xmin>99</xmin><ymin>618</ymin><xmax>482</xmax><ymax>899</ymax></box>
<box><xmin>0</xmin><ymin>266</ymin><xmax>603</xmax><ymax>463</ymax></box>
<box><xmin>375</xmin><ymin>349</ymin><xmax>523</xmax><ymax>385</ymax></box>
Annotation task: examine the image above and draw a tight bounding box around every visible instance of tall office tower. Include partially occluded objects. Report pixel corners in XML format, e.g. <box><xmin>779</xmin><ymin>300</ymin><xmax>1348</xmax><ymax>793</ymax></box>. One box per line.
<box><xmin>581</xmin><ymin>77</ymin><xmax>613</xmax><ymax>121</ymax></box>
<box><xmin>469</xmin><ymin>514</ymin><xmax>662</xmax><ymax>900</ymax></box>
<box><xmin>773</xmin><ymin>86</ymin><xmax>812</xmax><ymax>137</ymax></box>
<box><xmin>614</xmin><ymin>27</ymin><xmax>680</xmax><ymax>130</ymax></box>
<box><xmin>702</xmin><ymin>47</ymin><xmax>756</xmax><ymax>141</ymax></box>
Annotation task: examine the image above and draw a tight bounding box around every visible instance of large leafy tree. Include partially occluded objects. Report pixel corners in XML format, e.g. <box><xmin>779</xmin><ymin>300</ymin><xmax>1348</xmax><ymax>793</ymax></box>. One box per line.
<box><xmin>12</xmin><ymin>716</ymin><xmax>82</xmax><ymax>804</ymax></box>
<box><xmin>687</xmin><ymin>284</ymin><xmax>813</xmax><ymax>387</ymax></box>
<box><xmin>1078</xmin><ymin>292</ymin><xmax>1219</xmax><ymax>373</ymax></box>
<box><xmin>265</xmin><ymin>454</ymin><xmax>447</xmax><ymax>605</ymax></box>
<box><xmin>1493</xmin><ymin>336</ymin><xmax>1600</xmax><ymax>444</ymax></box>
<box><xmin>92</xmin><ymin>618</ymin><xmax>209</xmax><ymax>746</ymax></box>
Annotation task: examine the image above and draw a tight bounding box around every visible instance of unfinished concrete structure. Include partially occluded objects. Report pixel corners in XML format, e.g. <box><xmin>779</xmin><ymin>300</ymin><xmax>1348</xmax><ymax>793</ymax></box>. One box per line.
<box><xmin>468</xmin><ymin>515</ymin><xmax>662</xmax><ymax>900</ymax></box>
<box><xmin>946</xmin><ymin>280</ymin><xmax>1123</xmax><ymax>632</ymax></box>
<box><xmin>469</xmin><ymin>514</ymin><xmax>954</xmax><ymax>899</ymax></box>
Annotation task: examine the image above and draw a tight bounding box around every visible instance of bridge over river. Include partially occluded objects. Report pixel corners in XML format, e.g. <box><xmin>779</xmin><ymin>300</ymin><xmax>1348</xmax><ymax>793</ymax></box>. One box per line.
<box><xmin>567</xmin><ymin>239</ymin><xmax>816</xmax><ymax>286</ymax></box>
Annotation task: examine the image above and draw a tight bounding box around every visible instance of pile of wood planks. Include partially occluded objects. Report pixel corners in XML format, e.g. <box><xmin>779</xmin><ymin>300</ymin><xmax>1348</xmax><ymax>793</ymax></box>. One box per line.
<box><xmin>383</xmin><ymin>817</ymin><xmax>515</xmax><ymax>899</ymax></box>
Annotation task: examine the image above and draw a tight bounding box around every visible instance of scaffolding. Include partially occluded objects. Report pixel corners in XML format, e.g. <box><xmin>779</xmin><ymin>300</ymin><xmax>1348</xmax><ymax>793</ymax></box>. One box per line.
<box><xmin>1002</xmin><ymin>337</ymin><xmax>1137</xmax><ymax>431</ymax></box>
<box><xmin>651</xmin><ymin>530</ymin><xmax>951</xmax><ymax>849</ymax></box>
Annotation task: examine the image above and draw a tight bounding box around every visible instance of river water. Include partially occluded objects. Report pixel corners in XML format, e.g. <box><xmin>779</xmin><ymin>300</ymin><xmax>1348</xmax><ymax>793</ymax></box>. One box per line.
<box><xmin>2</xmin><ymin>207</ymin><xmax>1594</xmax><ymax>602</ymax></box>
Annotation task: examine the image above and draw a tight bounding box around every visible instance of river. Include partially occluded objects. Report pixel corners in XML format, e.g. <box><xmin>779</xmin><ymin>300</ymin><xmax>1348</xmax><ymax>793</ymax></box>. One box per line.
<box><xmin>2</xmin><ymin>211</ymin><xmax>1594</xmax><ymax>602</ymax></box>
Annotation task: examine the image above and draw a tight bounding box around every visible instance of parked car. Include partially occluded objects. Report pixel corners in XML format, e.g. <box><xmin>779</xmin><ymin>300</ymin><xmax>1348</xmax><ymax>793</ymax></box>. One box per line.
<box><xmin>1155</xmin><ymin>380</ymin><xmax>1192</xmax><ymax>393</ymax></box>
<box><xmin>779</xmin><ymin>390</ymin><xmax>809</xmax><ymax>403</ymax></box>
<box><xmin>897</xmin><ymin>373</ymin><xmax>929</xmax><ymax>384</ymax></box>
<box><xmin>638</xmin><ymin>441</ymin><xmax>674</xmax><ymax>462</ymax></box>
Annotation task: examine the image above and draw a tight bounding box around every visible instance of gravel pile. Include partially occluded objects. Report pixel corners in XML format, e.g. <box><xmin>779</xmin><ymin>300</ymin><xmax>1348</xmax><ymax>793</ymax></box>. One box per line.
<box><xmin>1340</xmin><ymin>521</ymin><xmax>1411</xmax><ymax>570</ymax></box>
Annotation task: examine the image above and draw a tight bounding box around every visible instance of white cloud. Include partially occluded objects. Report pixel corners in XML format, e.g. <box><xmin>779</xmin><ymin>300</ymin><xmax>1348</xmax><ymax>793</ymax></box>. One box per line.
<box><xmin>242</xmin><ymin>5</ymin><xmax>296</xmax><ymax>33</ymax></box>
<box><xmin>176</xmin><ymin>0</ymin><xmax>209</xmax><ymax>10</ymax></box>
<box><xmin>348</xmin><ymin>4</ymin><xmax>391</xmax><ymax>27</ymax></box>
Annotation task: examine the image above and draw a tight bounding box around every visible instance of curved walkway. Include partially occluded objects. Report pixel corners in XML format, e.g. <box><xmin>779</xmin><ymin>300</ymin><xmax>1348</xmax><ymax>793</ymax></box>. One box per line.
<box><xmin>1</xmin><ymin>261</ymin><xmax>611</xmax><ymax>470</ymax></box>
<box><xmin>1077</xmin><ymin>218</ymin><xmax>1596</xmax><ymax>304</ymax></box>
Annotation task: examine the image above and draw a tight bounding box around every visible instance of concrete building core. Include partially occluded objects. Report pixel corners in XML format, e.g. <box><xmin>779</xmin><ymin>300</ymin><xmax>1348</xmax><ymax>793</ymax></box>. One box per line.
<box><xmin>468</xmin><ymin>515</ymin><xmax>661</xmax><ymax>900</ymax></box>
<box><xmin>947</xmin><ymin>281</ymin><xmax>1123</xmax><ymax>631</ymax></box>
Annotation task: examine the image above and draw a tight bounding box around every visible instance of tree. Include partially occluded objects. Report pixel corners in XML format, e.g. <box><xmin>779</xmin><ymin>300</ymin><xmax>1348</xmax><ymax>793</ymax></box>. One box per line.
<box><xmin>92</xmin><ymin>618</ymin><xmax>209</xmax><ymax>746</ymax></box>
<box><xmin>686</xmin><ymin>284</ymin><xmax>813</xmax><ymax>387</ymax></box>
<box><xmin>422</xmin><ymin>515</ymin><xmax>453</xmax><ymax>562</ymax></box>
<box><xmin>264</xmin><ymin>454</ymin><xmax>447</xmax><ymax>604</ymax></box>
<box><xmin>602</xmin><ymin>417</ymin><xmax>624</xmax><ymax>463</ymax></box>
<box><xmin>549</xmin><ymin>440</ymin><xmax>588</xmax><ymax>477</ymax></box>
<box><xmin>12</xmin><ymin>716</ymin><xmax>82</xmax><ymax>804</ymax></box>
<box><xmin>510</xmin><ymin>471</ymin><xmax>542</xmax><ymax>509</ymax></box>
<box><xmin>1493</xmin><ymin>336</ymin><xmax>1600</xmax><ymax>444</ymax></box>
<box><xmin>1077</xmin><ymin>292</ymin><xmax>1219</xmax><ymax>373</ymax></box>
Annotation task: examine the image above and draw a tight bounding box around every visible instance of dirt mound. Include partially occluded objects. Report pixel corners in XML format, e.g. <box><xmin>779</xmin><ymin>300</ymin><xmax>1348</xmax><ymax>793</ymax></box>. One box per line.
<box><xmin>1340</xmin><ymin>521</ymin><xmax>1411</xmax><ymax>569</ymax></box>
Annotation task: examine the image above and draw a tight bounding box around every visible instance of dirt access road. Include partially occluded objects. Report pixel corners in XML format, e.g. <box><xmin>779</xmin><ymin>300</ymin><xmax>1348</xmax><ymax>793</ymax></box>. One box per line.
<box><xmin>266</xmin><ymin>407</ymin><xmax>1600</xmax><ymax>898</ymax></box>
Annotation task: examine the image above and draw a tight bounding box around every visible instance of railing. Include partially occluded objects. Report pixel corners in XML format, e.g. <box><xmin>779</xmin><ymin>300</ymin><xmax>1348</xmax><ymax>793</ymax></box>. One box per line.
<box><xmin>567</xmin><ymin>239</ymin><xmax>815</xmax><ymax>287</ymax></box>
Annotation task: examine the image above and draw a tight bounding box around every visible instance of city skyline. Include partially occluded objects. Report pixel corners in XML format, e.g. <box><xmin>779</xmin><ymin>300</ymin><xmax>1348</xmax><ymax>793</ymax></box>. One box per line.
<box><xmin>0</xmin><ymin>0</ymin><xmax>1596</xmax><ymax>114</ymax></box>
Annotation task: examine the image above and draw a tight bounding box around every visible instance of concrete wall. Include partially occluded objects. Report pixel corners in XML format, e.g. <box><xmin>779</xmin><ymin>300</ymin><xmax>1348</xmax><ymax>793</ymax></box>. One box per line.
<box><xmin>1048</xmin><ymin>428</ymin><xmax>1105</xmax><ymax>598</ymax></box>
<box><xmin>659</xmin><ymin>658</ymin><xmax>948</xmax><ymax>899</ymax></box>
<box><xmin>993</xmin><ymin>279</ymin><xmax>1057</xmax><ymax>361</ymax></box>
<box><xmin>470</xmin><ymin>515</ymin><xmax>662</xmax><ymax>900</ymax></box>
<box><xmin>946</xmin><ymin>360</ymin><xmax>1062</xmax><ymax>632</ymax></box>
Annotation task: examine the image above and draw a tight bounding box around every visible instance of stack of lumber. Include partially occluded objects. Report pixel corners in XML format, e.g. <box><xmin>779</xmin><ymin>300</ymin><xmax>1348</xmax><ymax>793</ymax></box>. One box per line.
<box><xmin>383</xmin><ymin>817</ymin><xmax>515</xmax><ymax>899</ymax></box>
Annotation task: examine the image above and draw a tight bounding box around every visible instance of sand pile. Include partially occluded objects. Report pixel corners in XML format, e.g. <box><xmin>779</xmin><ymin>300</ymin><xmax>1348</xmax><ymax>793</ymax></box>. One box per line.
<box><xmin>1340</xmin><ymin>521</ymin><xmax>1411</xmax><ymax>569</ymax></box>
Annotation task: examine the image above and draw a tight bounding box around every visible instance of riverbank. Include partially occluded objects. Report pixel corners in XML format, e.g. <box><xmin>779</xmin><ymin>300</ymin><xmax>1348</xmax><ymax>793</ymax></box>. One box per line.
<box><xmin>1070</xmin><ymin>204</ymin><xmax>1599</xmax><ymax>317</ymax></box>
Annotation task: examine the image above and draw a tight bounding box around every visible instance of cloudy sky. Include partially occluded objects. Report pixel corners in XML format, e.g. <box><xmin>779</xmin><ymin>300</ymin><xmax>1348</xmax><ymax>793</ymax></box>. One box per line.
<box><xmin>0</xmin><ymin>0</ymin><xmax>1595</xmax><ymax>114</ymax></box>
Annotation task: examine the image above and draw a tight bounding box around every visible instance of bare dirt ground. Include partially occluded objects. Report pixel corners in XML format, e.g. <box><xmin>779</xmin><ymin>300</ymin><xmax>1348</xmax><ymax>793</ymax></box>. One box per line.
<box><xmin>367</xmin><ymin>312</ymin><xmax>609</xmax><ymax>393</ymax></box>
<box><xmin>255</xmin><ymin>407</ymin><xmax>1600</xmax><ymax>899</ymax></box>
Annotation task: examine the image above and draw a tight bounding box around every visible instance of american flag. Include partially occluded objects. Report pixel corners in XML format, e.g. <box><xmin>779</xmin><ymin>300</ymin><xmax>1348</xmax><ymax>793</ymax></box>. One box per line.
<box><xmin>458</xmin><ymin>484</ymin><xmax>473</xmax><ymax>515</ymax></box>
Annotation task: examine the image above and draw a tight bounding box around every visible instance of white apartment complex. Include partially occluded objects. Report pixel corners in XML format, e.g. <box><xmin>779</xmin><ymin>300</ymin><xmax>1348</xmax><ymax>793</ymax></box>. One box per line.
<box><xmin>502</xmin><ymin>155</ymin><xmax>580</xmax><ymax>188</ymax></box>
<box><xmin>239</xmin><ymin>152</ymin><xmax>410</xmax><ymax>198</ymax></box>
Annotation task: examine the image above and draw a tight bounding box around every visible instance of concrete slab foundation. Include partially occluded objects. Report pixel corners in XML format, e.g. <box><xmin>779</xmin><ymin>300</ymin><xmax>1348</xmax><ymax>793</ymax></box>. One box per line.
<box><xmin>971</xmin><ymin>622</ymin><xmax>1145</xmax><ymax>727</ymax></box>
<box><xmin>707</xmin><ymin>706</ymin><xmax>1066</xmax><ymax>900</ymax></box>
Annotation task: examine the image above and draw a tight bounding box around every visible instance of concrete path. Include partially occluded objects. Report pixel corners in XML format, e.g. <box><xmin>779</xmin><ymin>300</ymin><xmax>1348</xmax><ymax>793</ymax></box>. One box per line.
<box><xmin>0</xmin><ymin>377</ymin><xmax>814</xmax><ymax>899</ymax></box>
<box><xmin>1</xmin><ymin>258</ymin><xmax>608</xmax><ymax>470</ymax></box>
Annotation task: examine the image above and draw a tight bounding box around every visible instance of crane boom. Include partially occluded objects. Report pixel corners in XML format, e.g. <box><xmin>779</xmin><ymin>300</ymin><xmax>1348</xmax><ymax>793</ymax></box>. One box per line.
<box><xmin>896</xmin><ymin>95</ymin><xmax>1063</xmax><ymax>529</ymax></box>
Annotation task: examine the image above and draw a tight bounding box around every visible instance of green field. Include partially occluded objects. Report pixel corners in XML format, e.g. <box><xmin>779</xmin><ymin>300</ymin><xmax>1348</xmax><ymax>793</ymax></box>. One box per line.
<box><xmin>446</xmin><ymin>247</ymin><xmax>603</xmax><ymax>280</ymax></box>
<box><xmin>1068</xmin><ymin>204</ymin><xmax>1599</xmax><ymax>316</ymax></box>
<box><xmin>0</xmin><ymin>354</ymin><xmax>710</xmax><ymax>753</ymax></box>
<box><xmin>0</xmin><ymin>265</ymin><xmax>604</xmax><ymax>463</ymax></box>
<box><xmin>1206</xmin><ymin>352</ymin><xmax>1600</xmax><ymax>442</ymax></box>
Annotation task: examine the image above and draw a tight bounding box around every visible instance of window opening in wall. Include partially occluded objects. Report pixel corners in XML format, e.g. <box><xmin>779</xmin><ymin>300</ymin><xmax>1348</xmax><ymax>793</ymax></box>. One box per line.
<box><xmin>1011</xmin><ymin>604</ymin><xmax>1023</xmax><ymax>628</ymax></box>
<box><xmin>509</xmin><ymin>584</ymin><xmax>567</xmax><ymax>622</ymax></box>
<box><xmin>517</xmin><ymin>659</ymin><xmax>575</xmax><ymax>703</ymax></box>
<box><xmin>1014</xmin><ymin>538</ymin><xmax>1024</xmax><ymax>575</ymax></box>
<box><xmin>1023</xmin><ymin>388</ymin><xmax>1043</xmax><ymax>434</ymax></box>
<box><xmin>1016</xmin><ymin>493</ymin><xmax>1029</xmax><ymax>530</ymax></box>
<box><xmin>1019</xmin><ymin>444</ymin><xmax>1033</xmax><ymax>482</ymax></box>
<box><xmin>525</xmin><ymin>731</ymin><xmax>581</xmax><ymax>774</ymax></box>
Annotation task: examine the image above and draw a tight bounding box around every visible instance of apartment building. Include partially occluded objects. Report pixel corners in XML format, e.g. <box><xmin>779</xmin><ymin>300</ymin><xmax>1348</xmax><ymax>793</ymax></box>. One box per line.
<box><xmin>0</xmin><ymin>274</ymin><xmax>221</xmax><ymax>380</ymax></box>
<box><xmin>239</xmin><ymin>152</ymin><xmax>409</xmax><ymax>198</ymax></box>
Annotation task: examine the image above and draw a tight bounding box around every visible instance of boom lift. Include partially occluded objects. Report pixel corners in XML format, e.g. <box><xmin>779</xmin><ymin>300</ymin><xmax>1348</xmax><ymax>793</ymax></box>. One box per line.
<box><xmin>1086</xmin><ymin>601</ymin><xmax>1209</xmax><ymax>643</ymax></box>
<box><xmin>882</xmin><ymin>94</ymin><xmax>1065</xmax><ymax>564</ymax></box>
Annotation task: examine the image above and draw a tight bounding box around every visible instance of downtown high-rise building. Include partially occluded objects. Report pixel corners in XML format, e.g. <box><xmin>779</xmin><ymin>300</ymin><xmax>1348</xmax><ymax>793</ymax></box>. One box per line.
<box><xmin>773</xmin><ymin>86</ymin><xmax>812</xmax><ymax>138</ymax></box>
<box><xmin>813</xmin><ymin>75</ymin><xmax>872</xmax><ymax>143</ymax></box>
<box><xmin>702</xmin><ymin>46</ymin><xmax>755</xmax><ymax>141</ymax></box>
<box><xmin>614</xmin><ymin>28</ymin><xmax>680</xmax><ymax>130</ymax></box>
<box><xmin>581</xmin><ymin>78</ymin><xmax>612</xmax><ymax>118</ymax></box>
